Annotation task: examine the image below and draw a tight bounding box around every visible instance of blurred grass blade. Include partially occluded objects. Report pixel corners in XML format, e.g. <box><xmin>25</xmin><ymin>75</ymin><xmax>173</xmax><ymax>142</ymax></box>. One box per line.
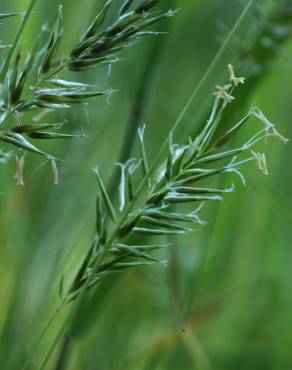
<box><xmin>0</xmin><ymin>0</ymin><xmax>39</xmax><ymax>82</ymax></box>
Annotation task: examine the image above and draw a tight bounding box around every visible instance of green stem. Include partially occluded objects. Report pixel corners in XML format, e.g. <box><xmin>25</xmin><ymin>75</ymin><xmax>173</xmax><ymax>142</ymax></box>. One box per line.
<box><xmin>0</xmin><ymin>0</ymin><xmax>39</xmax><ymax>82</ymax></box>
<box><xmin>37</xmin><ymin>1</ymin><xmax>255</xmax><ymax>368</ymax></box>
<box><xmin>22</xmin><ymin>308</ymin><xmax>60</xmax><ymax>370</ymax></box>
<box><xmin>53</xmin><ymin>335</ymin><xmax>72</xmax><ymax>370</ymax></box>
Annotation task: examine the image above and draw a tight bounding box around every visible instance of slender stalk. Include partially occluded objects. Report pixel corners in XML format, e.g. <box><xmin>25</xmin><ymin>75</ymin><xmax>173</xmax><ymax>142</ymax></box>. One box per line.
<box><xmin>54</xmin><ymin>336</ymin><xmax>72</xmax><ymax>370</ymax></box>
<box><xmin>22</xmin><ymin>309</ymin><xmax>60</xmax><ymax>370</ymax></box>
<box><xmin>0</xmin><ymin>0</ymin><xmax>39</xmax><ymax>82</ymax></box>
<box><xmin>36</xmin><ymin>1</ymin><xmax>255</xmax><ymax>368</ymax></box>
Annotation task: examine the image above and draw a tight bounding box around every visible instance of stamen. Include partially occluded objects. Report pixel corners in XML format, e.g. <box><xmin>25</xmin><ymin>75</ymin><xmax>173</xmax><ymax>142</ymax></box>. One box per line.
<box><xmin>15</xmin><ymin>155</ymin><xmax>25</xmax><ymax>186</ymax></box>
<box><xmin>214</xmin><ymin>84</ymin><xmax>234</xmax><ymax>102</ymax></box>
<box><xmin>251</xmin><ymin>150</ymin><xmax>269</xmax><ymax>175</ymax></box>
<box><xmin>228</xmin><ymin>64</ymin><xmax>245</xmax><ymax>86</ymax></box>
<box><xmin>51</xmin><ymin>159</ymin><xmax>59</xmax><ymax>185</ymax></box>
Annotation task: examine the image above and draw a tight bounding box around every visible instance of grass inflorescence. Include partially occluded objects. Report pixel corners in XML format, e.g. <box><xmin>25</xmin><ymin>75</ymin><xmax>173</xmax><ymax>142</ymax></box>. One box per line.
<box><xmin>0</xmin><ymin>0</ymin><xmax>172</xmax><ymax>175</ymax></box>
<box><xmin>66</xmin><ymin>64</ymin><xmax>287</xmax><ymax>303</ymax></box>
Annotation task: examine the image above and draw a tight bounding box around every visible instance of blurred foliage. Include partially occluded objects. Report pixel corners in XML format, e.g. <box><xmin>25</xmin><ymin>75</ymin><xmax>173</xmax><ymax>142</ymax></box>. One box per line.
<box><xmin>0</xmin><ymin>0</ymin><xmax>292</xmax><ymax>369</ymax></box>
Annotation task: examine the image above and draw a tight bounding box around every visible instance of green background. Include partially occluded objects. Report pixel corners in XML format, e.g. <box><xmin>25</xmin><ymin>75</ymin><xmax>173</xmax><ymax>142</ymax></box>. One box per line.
<box><xmin>0</xmin><ymin>0</ymin><xmax>291</xmax><ymax>369</ymax></box>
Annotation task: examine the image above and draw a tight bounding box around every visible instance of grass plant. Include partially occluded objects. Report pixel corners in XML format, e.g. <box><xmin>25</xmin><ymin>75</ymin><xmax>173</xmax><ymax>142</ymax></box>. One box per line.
<box><xmin>0</xmin><ymin>1</ymin><xmax>291</xmax><ymax>370</ymax></box>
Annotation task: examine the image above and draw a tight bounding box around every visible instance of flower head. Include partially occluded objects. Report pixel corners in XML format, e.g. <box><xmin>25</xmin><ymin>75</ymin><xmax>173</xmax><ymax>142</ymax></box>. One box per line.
<box><xmin>228</xmin><ymin>64</ymin><xmax>245</xmax><ymax>86</ymax></box>
<box><xmin>214</xmin><ymin>84</ymin><xmax>234</xmax><ymax>102</ymax></box>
